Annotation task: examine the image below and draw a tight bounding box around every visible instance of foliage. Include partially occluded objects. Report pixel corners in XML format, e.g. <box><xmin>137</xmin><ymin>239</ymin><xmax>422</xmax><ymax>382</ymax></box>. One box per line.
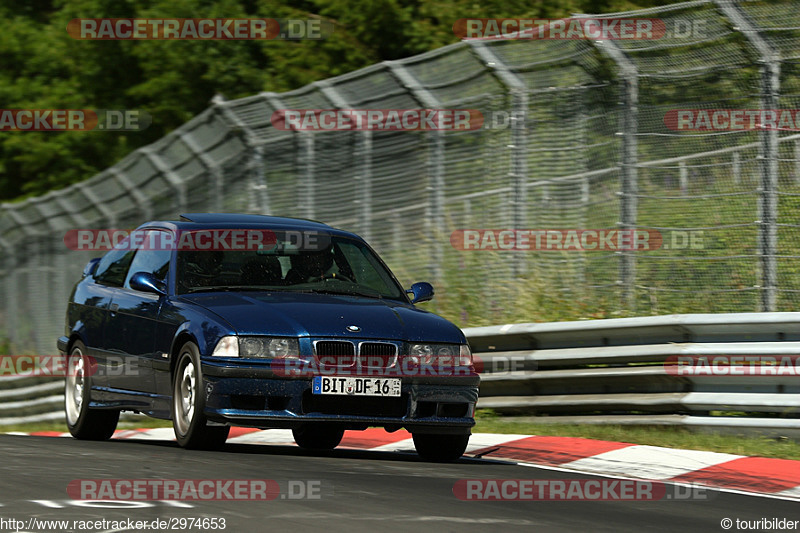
<box><xmin>0</xmin><ymin>0</ymin><xmax>682</xmax><ymax>201</ymax></box>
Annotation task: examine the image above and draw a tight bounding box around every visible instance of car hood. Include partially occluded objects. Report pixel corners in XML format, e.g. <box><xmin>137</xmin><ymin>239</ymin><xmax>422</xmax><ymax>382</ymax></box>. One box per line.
<box><xmin>179</xmin><ymin>291</ymin><xmax>465</xmax><ymax>343</ymax></box>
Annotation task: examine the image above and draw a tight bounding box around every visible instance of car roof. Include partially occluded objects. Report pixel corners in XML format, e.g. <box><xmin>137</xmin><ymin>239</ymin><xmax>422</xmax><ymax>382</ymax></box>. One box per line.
<box><xmin>138</xmin><ymin>213</ymin><xmax>360</xmax><ymax>239</ymax></box>
<box><xmin>179</xmin><ymin>213</ymin><xmax>331</xmax><ymax>229</ymax></box>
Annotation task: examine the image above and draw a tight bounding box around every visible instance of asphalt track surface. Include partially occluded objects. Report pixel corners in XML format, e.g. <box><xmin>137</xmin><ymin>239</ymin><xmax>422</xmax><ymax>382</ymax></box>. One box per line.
<box><xmin>0</xmin><ymin>434</ymin><xmax>797</xmax><ymax>532</ymax></box>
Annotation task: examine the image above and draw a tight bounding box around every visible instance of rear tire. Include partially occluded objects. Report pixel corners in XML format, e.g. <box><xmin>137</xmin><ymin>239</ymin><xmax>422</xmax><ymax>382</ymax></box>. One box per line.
<box><xmin>65</xmin><ymin>341</ymin><xmax>119</xmax><ymax>440</ymax></box>
<box><xmin>172</xmin><ymin>341</ymin><xmax>230</xmax><ymax>450</ymax></box>
<box><xmin>292</xmin><ymin>424</ymin><xmax>345</xmax><ymax>450</ymax></box>
<box><xmin>413</xmin><ymin>433</ymin><xmax>469</xmax><ymax>462</ymax></box>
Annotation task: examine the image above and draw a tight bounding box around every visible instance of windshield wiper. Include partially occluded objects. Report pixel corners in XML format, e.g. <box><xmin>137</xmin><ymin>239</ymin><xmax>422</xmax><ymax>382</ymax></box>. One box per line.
<box><xmin>307</xmin><ymin>287</ymin><xmax>385</xmax><ymax>299</ymax></box>
<box><xmin>184</xmin><ymin>285</ymin><xmax>282</xmax><ymax>293</ymax></box>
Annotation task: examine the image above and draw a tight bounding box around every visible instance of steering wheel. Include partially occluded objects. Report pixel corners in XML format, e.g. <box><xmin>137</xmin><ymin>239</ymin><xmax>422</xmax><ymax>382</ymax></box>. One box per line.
<box><xmin>318</xmin><ymin>272</ymin><xmax>354</xmax><ymax>283</ymax></box>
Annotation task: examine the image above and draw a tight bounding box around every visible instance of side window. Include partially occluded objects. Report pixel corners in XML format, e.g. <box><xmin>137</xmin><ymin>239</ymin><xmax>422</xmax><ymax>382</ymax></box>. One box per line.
<box><xmin>123</xmin><ymin>231</ymin><xmax>172</xmax><ymax>289</ymax></box>
<box><xmin>94</xmin><ymin>247</ymin><xmax>137</xmax><ymax>288</ymax></box>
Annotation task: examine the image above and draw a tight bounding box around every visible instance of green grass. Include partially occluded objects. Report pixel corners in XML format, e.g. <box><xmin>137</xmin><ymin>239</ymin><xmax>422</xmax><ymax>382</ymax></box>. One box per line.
<box><xmin>474</xmin><ymin>410</ymin><xmax>800</xmax><ymax>460</ymax></box>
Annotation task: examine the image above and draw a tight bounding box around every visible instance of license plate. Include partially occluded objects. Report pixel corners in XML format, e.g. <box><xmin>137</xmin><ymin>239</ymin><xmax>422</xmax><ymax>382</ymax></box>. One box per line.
<box><xmin>312</xmin><ymin>376</ymin><xmax>401</xmax><ymax>397</ymax></box>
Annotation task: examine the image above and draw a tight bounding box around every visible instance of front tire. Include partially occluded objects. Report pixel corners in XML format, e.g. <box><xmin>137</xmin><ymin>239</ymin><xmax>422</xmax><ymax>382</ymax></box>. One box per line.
<box><xmin>413</xmin><ymin>433</ymin><xmax>469</xmax><ymax>462</ymax></box>
<box><xmin>65</xmin><ymin>340</ymin><xmax>119</xmax><ymax>440</ymax></box>
<box><xmin>172</xmin><ymin>341</ymin><xmax>229</xmax><ymax>450</ymax></box>
<box><xmin>292</xmin><ymin>424</ymin><xmax>345</xmax><ymax>450</ymax></box>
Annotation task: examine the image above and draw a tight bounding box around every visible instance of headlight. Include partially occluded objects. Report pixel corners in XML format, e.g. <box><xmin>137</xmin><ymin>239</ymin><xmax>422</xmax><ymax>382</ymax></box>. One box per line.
<box><xmin>240</xmin><ymin>336</ymin><xmax>300</xmax><ymax>358</ymax></box>
<box><xmin>211</xmin><ymin>336</ymin><xmax>301</xmax><ymax>358</ymax></box>
<box><xmin>408</xmin><ymin>343</ymin><xmax>471</xmax><ymax>366</ymax></box>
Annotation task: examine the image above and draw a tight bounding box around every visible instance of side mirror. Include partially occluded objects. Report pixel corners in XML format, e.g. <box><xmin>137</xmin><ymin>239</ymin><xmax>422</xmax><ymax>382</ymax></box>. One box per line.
<box><xmin>83</xmin><ymin>258</ymin><xmax>101</xmax><ymax>277</ymax></box>
<box><xmin>129</xmin><ymin>271</ymin><xmax>166</xmax><ymax>296</ymax></box>
<box><xmin>407</xmin><ymin>282</ymin><xmax>434</xmax><ymax>304</ymax></box>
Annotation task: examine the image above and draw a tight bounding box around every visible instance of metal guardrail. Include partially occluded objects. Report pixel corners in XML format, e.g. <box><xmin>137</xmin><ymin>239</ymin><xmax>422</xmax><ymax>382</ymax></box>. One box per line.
<box><xmin>467</xmin><ymin>312</ymin><xmax>800</xmax><ymax>436</ymax></box>
<box><xmin>2</xmin><ymin>313</ymin><xmax>800</xmax><ymax>436</ymax></box>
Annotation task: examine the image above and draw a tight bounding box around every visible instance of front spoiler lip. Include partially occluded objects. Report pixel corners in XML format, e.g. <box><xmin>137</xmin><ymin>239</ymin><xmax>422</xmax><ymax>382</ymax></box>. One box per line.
<box><xmin>205</xmin><ymin>408</ymin><xmax>475</xmax><ymax>433</ymax></box>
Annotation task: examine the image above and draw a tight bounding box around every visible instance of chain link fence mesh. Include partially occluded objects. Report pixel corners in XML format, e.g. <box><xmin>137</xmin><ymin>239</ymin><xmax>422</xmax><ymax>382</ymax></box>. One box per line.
<box><xmin>1</xmin><ymin>0</ymin><xmax>800</xmax><ymax>354</ymax></box>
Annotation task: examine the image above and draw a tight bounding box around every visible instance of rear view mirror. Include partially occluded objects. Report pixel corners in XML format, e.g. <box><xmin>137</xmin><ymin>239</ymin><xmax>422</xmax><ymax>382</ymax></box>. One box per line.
<box><xmin>129</xmin><ymin>271</ymin><xmax>167</xmax><ymax>296</ymax></box>
<box><xmin>83</xmin><ymin>258</ymin><xmax>101</xmax><ymax>277</ymax></box>
<box><xmin>407</xmin><ymin>282</ymin><xmax>434</xmax><ymax>304</ymax></box>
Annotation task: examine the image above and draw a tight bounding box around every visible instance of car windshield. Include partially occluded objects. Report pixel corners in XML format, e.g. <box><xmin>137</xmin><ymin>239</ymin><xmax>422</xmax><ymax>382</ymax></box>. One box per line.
<box><xmin>175</xmin><ymin>232</ymin><xmax>406</xmax><ymax>301</ymax></box>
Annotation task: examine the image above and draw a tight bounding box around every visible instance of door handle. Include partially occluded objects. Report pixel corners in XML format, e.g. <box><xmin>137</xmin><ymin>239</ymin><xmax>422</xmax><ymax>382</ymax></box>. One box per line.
<box><xmin>109</xmin><ymin>303</ymin><xmax>119</xmax><ymax>316</ymax></box>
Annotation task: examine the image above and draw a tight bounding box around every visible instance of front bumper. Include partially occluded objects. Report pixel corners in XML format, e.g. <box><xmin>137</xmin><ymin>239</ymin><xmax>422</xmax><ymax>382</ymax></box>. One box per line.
<box><xmin>200</xmin><ymin>360</ymin><xmax>480</xmax><ymax>434</ymax></box>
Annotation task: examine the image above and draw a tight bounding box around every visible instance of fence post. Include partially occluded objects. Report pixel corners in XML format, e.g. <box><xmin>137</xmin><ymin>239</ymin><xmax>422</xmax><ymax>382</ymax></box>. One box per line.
<box><xmin>0</xmin><ymin>235</ymin><xmax>17</xmax><ymax>351</ymax></box>
<box><xmin>356</xmin><ymin>131</ymin><xmax>373</xmax><ymax>242</ymax></box>
<box><xmin>109</xmin><ymin>169</ymin><xmax>154</xmax><ymax>220</ymax></box>
<box><xmin>318</xmin><ymin>81</ymin><xmax>372</xmax><ymax>241</ymax></box>
<box><xmin>212</xmin><ymin>95</ymin><xmax>269</xmax><ymax>215</ymax></box>
<box><xmin>140</xmin><ymin>147</ymin><xmax>187</xmax><ymax>213</ymax></box>
<box><xmin>177</xmin><ymin>111</ymin><xmax>229</xmax><ymax>213</ymax></box>
<box><xmin>387</xmin><ymin>61</ymin><xmax>446</xmax><ymax>282</ymax></box>
<box><xmin>250</xmin><ymin>144</ymin><xmax>270</xmax><ymax>214</ymax></box>
<box><xmin>468</xmin><ymin>41</ymin><xmax>529</xmax><ymax>277</ymax></box>
<box><xmin>759</xmin><ymin>61</ymin><xmax>780</xmax><ymax>311</ymax></box>
<box><xmin>299</xmin><ymin>132</ymin><xmax>316</xmax><ymax>220</ymax></box>
<box><xmin>593</xmin><ymin>38</ymin><xmax>639</xmax><ymax>312</ymax></box>
<box><xmin>679</xmin><ymin>161</ymin><xmax>688</xmax><ymax>196</ymax></box>
<box><xmin>716</xmin><ymin>0</ymin><xmax>779</xmax><ymax>312</ymax></box>
<box><xmin>795</xmin><ymin>140</ymin><xmax>800</xmax><ymax>186</ymax></box>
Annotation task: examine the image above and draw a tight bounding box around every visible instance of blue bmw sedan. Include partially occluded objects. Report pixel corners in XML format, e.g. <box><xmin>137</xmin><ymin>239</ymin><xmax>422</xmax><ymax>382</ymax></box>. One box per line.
<box><xmin>58</xmin><ymin>214</ymin><xmax>479</xmax><ymax>461</ymax></box>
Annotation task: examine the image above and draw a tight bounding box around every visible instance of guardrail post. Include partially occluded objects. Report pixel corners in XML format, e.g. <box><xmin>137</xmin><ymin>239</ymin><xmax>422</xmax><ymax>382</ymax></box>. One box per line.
<box><xmin>716</xmin><ymin>0</ymin><xmax>780</xmax><ymax>311</ymax></box>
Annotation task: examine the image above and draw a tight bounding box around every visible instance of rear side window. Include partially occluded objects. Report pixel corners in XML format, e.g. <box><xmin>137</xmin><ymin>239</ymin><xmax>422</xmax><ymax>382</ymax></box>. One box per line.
<box><xmin>94</xmin><ymin>247</ymin><xmax>136</xmax><ymax>287</ymax></box>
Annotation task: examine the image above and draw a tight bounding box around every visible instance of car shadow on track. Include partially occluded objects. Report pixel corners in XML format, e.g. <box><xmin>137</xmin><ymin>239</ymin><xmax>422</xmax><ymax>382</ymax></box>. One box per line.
<box><xmin>92</xmin><ymin>435</ymin><xmax>515</xmax><ymax>466</ymax></box>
